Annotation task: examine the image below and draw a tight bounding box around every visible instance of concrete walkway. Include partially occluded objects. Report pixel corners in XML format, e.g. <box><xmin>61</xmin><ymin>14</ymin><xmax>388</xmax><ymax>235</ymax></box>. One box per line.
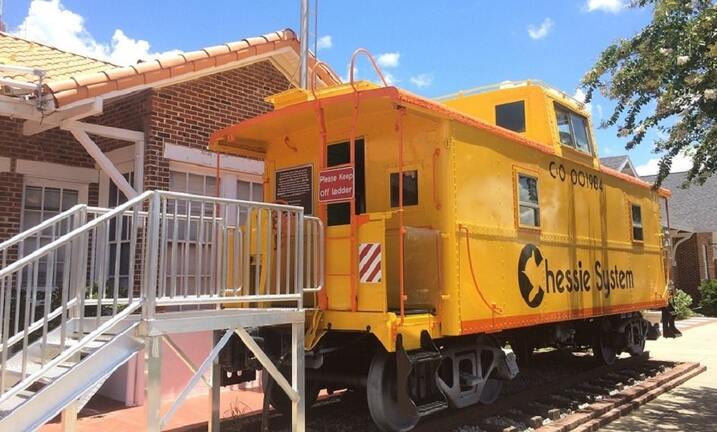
<box><xmin>600</xmin><ymin>318</ymin><xmax>717</xmax><ymax>431</ymax></box>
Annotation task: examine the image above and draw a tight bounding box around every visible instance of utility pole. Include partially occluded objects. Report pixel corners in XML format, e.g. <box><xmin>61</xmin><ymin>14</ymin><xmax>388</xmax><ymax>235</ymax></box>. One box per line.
<box><xmin>299</xmin><ymin>0</ymin><xmax>309</xmax><ymax>89</ymax></box>
<box><xmin>0</xmin><ymin>0</ymin><xmax>6</xmax><ymax>32</ymax></box>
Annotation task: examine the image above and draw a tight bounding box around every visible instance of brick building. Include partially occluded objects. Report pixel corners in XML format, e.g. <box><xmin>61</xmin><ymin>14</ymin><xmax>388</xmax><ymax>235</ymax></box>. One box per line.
<box><xmin>643</xmin><ymin>171</ymin><xmax>717</xmax><ymax>303</ymax></box>
<box><xmin>1</xmin><ymin>28</ymin><xmax>339</xmax><ymax>405</ymax></box>
<box><xmin>601</xmin><ymin>155</ymin><xmax>716</xmax><ymax>302</ymax></box>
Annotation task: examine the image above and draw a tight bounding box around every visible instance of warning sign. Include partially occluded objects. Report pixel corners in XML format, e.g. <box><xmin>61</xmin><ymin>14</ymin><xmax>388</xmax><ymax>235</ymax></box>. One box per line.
<box><xmin>275</xmin><ymin>165</ymin><xmax>313</xmax><ymax>214</ymax></box>
<box><xmin>319</xmin><ymin>166</ymin><xmax>354</xmax><ymax>203</ymax></box>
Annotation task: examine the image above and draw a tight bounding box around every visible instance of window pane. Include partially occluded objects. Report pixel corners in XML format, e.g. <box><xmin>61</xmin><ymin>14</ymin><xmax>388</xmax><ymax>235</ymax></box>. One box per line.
<box><xmin>170</xmin><ymin>171</ymin><xmax>186</xmax><ymax>191</ymax></box>
<box><xmin>205</xmin><ymin>176</ymin><xmax>217</xmax><ymax>196</ymax></box>
<box><xmin>631</xmin><ymin>205</ymin><xmax>642</xmax><ymax>225</ymax></box>
<box><xmin>24</xmin><ymin>187</ymin><xmax>43</xmax><ymax>210</ymax></box>
<box><xmin>570</xmin><ymin>113</ymin><xmax>591</xmax><ymax>153</ymax></box>
<box><xmin>23</xmin><ymin>210</ymin><xmax>42</xmax><ymax>230</ymax></box>
<box><xmin>495</xmin><ymin>101</ymin><xmax>526</xmax><ymax>133</ymax></box>
<box><xmin>62</xmin><ymin>190</ymin><xmax>79</xmax><ymax>210</ymax></box>
<box><xmin>327</xmin><ymin>202</ymin><xmax>350</xmax><ymax>226</ymax></box>
<box><xmin>518</xmin><ymin>175</ymin><xmax>538</xmax><ymax>204</ymax></box>
<box><xmin>327</xmin><ymin>142</ymin><xmax>350</xmax><ymax>167</ymax></box>
<box><xmin>44</xmin><ymin>188</ymin><xmax>61</xmax><ymax>211</ymax></box>
<box><xmin>390</xmin><ymin>170</ymin><xmax>418</xmax><ymax>207</ymax></box>
<box><xmin>555</xmin><ymin>107</ymin><xmax>574</xmax><ymax>147</ymax></box>
<box><xmin>237</xmin><ymin>180</ymin><xmax>251</xmax><ymax>201</ymax></box>
<box><xmin>187</xmin><ymin>173</ymin><xmax>205</xmax><ymax>195</ymax></box>
<box><xmin>633</xmin><ymin>227</ymin><xmax>644</xmax><ymax>241</ymax></box>
<box><xmin>519</xmin><ymin>205</ymin><xmax>540</xmax><ymax>227</ymax></box>
<box><xmin>253</xmin><ymin>182</ymin><xmax>264</xmax><ymax>201</ymax></box>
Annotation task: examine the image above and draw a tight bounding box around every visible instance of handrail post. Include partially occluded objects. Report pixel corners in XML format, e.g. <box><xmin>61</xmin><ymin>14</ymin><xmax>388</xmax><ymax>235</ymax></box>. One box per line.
<box><xmin>142</xmin><ymin>192</ymin><xmax>161</xmax><ymax>320</ymax></box>
<box><xmin>70</xmin><ymin>207</ymin><xmax>88</xmax><ymax>336</ymax></box>
<box><xmin>296</xmin><ymin>211</ymin><xmax>305</xmax><ymax>309</ymax></box>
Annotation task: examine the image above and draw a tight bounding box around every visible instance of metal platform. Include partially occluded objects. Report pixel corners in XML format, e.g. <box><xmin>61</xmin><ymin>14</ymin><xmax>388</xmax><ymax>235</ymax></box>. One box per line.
<box><xmin>0</xmin><ymin>190</ymin><xmax>323</xmax><ymax>431</ymax></box>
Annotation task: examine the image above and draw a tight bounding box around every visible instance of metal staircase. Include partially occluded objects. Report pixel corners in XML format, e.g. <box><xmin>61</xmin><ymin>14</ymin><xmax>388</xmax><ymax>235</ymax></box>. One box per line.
<box><xmin>0</xmin><ymin>190</ymin><xmax>323</xmax><ymax>432</ymax></box>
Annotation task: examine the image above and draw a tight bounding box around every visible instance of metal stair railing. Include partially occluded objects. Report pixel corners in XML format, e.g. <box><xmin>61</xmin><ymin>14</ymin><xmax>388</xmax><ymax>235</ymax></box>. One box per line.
<box><xmin>0</xmin><ymin>189</ymin><xmax>320</xmax><ymax>411</ymax></box>
<box><xmin>0</xmin><ymin>204</ymin><xmax>88</xmax><ymax>341</ymax></box>
<box><xmin>0</xmin><ymin>190</ymin><xmax>154</xmax><ymax>404</ymax></box>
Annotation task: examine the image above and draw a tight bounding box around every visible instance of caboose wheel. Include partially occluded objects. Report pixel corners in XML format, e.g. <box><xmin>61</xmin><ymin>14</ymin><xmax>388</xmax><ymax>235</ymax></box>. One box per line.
<box><xmin>592</xmin><ymin>330</ymin><xmax>617</xmax><ymax>365</ymax></box>
<box><xmin>367</xmin><ymin>349</ymin><xmax>420</xmax><ymax>432</ymax></box>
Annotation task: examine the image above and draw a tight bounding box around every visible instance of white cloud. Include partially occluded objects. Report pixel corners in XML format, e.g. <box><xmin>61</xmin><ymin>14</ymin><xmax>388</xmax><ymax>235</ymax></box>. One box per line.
<box><xmin>572</xmin><ymin>88</ymin><xmax>593</xmax><ymax>113</ymax></box>
<box><xmin>635</xmin><ymin>152</ymin><xmax>693</xmax><ymax>176</ymax></box>
<box><xmin>376</xmin><ymin>52</ymin><xmax>400</xmax><ymax>68</ymax></box>
<box><xmin>316</xmin><ymin>35</ymin><xmax>332</xmax><ymax>50</ymax></box>
<box><xmin>383</xmin><ymin>72</ymin><xmax>398</xmax><ymax>85</ymax></box>
<box><xmin>527</xmin><ymin>18</ymin><xmax>554</xmax><ymax>40</ymax></box>
<box><xmin>13</xmin><ymin>0</ymin><xmax>178</xmax><ymax>66</ymax></box>
<box><xmin>586</xmin><ymin>0</ymin><xmax>626</xmax><ymax>13</ymax></box>
<box><xmin>410</xmin><ymin>73</ymin><xmax>433</xmax><ymax>88</ymax></box>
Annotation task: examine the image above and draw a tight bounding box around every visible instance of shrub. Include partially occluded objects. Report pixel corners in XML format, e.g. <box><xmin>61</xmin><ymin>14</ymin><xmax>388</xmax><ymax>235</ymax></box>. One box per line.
<box><xmin>699</xmin><ymin>280</ymin><xmax>717</xmax><ymax>317</ymax></box>
<box><xmin>672</xmin><ymin>289</ymin><xmax>694</xmax><ymax>320</ymax></box>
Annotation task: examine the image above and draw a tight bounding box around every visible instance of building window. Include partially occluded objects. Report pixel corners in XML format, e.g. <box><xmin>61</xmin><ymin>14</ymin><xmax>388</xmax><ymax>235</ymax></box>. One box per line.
<box><xmin>517</xmin><ymin>174</ymin><xmax>540</xmax><ymax>228</ymax></box>
<box><xmin>631</xmin><ymin>204</ymin><xmax>644</xmax><ymax>241</ymax></box>
<box><xmin>170</xmin><ymin>171</ymin><xmax>217</xmax><ymax>197</ymax></box>
<box><xmin>237</xmin><ymin>179</ymin><xmax>264</xmax><ymax>202</ymax></box>
<box><xmin>495</xmin><ymin>101</ymin><xmax>526</xmax><ymax>133</ymax></box>
<box><xmin>390</xmin><ymin>170</ymin><xmax>419</xmax><ymax>208</ymax></box>
<box><xmin>21</xmin><ymin>185</ymin><xmax>79</xmax><ymax>291</ymax></box>
<box><xmin>107</xmin><ymin>173</ymin><xmax>134</xmax><ymax>291</ymax></box>
<box><xmin>555</xmin><ymin>103</ymin><xmax>592</xmax><ymax>154</ymax></box>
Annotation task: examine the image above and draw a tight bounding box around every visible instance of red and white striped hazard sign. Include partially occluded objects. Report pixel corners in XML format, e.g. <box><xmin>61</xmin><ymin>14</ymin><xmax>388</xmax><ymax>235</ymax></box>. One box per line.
<box><xmin>358</xmin><ymin>243</ymin><xmax>382</xmax><ymax>283</ymax></box>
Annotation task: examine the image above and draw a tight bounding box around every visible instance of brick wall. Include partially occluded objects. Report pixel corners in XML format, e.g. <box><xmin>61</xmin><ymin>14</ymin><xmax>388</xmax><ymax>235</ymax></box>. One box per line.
<box><xmin>145</xmin><ymin>60</ymin><xmax>290</xmax><ymax>191</ymax></box>
<box><xmin>0</xmin><ymin>117</ymin><xmax>95</xmax><ymax>168</ymax></box>
<box><xmin>0</xmin><ymin>171</ymin><xmax>23</xmax><ymax>246</ymax></box>
<box><xmin>88</xmin><ymin>89</ymin><xmax>151</xmax><ymax>153</ymax></box>
<box><xmin>674</xmin><ymin>231</ymin><xmax>717</xmax><ymax>302</ymax></box>
<box><xmin>0</xmin><ymin>60</ymin><xmax>290</xmax><ymax>243</ymax></box>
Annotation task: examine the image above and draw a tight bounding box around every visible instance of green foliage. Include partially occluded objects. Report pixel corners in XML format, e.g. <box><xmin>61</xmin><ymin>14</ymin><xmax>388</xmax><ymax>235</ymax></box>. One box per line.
<box><xmin>582</xmin><ymin>0</ymin><xmax>717</xmax><ymax>186</ymax></box>
<box><xmin>699</xmin><ymin>279</ymin><xmax>717</xmax><ymax>316</ymax></box>
<box><xmin>672</xmin><ymin>288</ymin><xmax>694</xmax><ymax>319</ymax></box>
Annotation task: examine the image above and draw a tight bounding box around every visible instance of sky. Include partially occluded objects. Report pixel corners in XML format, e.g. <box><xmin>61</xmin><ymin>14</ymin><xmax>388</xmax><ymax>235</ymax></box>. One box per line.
<box><xmin>2</xmin><ymin>0</ymin><xmax>694</xmax><ymax>175</ymax></box>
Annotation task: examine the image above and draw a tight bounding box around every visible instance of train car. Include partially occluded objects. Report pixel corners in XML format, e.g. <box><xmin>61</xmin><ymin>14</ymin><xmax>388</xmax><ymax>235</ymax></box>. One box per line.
<box><xmin>209</xmin><ymin>76</ymin><xmax>670</xmax><ymax>431</ymax></box>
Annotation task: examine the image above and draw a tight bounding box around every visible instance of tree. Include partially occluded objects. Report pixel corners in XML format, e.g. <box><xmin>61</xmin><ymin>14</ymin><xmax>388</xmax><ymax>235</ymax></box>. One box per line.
<box><xmin>582</xmin><ymin>0</ymin><xmax>716</xmax><ymax>186</ymax></box>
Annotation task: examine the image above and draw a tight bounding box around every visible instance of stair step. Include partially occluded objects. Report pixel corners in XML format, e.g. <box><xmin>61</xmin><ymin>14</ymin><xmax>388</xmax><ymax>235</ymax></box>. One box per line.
<box><xmin>0</xmin><ymin>390</ymin><xmax>37</xmax><ymax>414</ymax></box>
<box><xmin>5</xmin><ymin>360</ymin><xmax>74</xmax><ymax>386</ymax></box>
<box><xmin>416</xmin><ymin>400</ymin><xmax>448</xmax><ymax>417</ymax></box>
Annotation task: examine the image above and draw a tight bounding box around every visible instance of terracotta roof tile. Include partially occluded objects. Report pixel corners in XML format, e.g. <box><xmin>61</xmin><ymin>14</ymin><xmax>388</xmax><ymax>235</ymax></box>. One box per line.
<box><xmin>0</xmin><ymin>31</ymin><xmax>115</xmax><ymax>85</ymax></box>
<box><xmin>2</xmin><ymin>28</ymin><xmax>340</xmax><ymax>107</ymax></box>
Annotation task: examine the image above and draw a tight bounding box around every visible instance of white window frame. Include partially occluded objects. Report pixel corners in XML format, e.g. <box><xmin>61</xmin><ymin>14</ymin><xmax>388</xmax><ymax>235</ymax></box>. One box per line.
<box><xmin>631</xmin><ymin>204</ymin><xmax>644</xmax><ymax>242</ymax></box>
<box><xmin>516</xmin><ymin>173</ymin><xmax>540</xmax><ymax>229</ymax></box>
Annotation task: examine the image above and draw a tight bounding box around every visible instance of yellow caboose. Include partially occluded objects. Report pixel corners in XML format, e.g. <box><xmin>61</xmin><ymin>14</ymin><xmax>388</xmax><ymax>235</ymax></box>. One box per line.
<box><xmin>210</xmin><ymin>77</ymin><xmax>670</xmax><ymax>431</ymax></box>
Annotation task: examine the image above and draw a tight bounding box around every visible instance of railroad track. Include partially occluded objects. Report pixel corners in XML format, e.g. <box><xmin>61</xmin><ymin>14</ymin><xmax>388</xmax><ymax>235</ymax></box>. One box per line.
<box><xmin>191</xmin><ymin>350</ymin><xmax>704</xmax><ymax>432</ymax></box>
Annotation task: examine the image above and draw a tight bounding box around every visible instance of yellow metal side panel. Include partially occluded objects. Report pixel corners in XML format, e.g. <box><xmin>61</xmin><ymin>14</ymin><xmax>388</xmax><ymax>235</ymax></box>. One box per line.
<box><xmin>357</xmin><ymin>217</ymin><xmax>387</xmax><ymax>312</ymax></box>
<box><xmin>450</xmin><ymin>124</ymin><xmax>667</xmax><ymax>334</ymax></box>
<box><xmin>442</xmin><ymin>85</ymin><xmax>553</xmax><ymax>147</ymax></box>
<box><xmin>326</xmin><ymin>225</ymin><xmax>352</xmax><ymax>310</ymax></box>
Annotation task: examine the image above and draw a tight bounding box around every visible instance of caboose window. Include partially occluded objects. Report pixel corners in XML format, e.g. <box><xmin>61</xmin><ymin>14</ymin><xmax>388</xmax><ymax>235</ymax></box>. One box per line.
<box><xmin>517</xmin><ymin>174</ymin><xmax>540</xmax><ymax>227</ymax></box>
<box><xmin>554</xmin><ymin>104</ymin><xmax>592</xmax><ymax>154</ymax></box>
<box><xmin>390</xmin><ymin>170</ymin><xmax>418</xmax><ymax>207</ymax></box>
<box><xmin>495</xmin><ymin>101</ymin><xmax>526</xmax><ymax>133</ymax></box>
<box><xmin>631</xmin><ymin>204</ymin><xmax>644</xmax><ymax>241</ymax></box>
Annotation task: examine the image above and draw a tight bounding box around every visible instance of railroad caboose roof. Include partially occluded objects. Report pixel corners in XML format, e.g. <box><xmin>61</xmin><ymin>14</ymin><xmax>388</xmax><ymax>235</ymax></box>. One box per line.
<box><xmin>208</xmin><ymin>83</ymin><xmax>670</xmax><ymax>197</ymax></box>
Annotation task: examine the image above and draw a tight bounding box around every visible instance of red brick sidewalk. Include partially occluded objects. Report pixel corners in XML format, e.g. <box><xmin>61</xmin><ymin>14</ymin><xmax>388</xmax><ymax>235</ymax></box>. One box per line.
<box><xmin>40</xmin><ymin>387</ymin><xmax>266</xmax><ymax>432</ymax></box>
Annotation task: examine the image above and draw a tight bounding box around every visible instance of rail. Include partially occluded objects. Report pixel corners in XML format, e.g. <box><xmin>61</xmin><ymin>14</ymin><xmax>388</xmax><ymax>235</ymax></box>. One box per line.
<box><xmin>0</xmin><ymin>190</ymin><xmax>321</xmax><ymax>403</ymax></box>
